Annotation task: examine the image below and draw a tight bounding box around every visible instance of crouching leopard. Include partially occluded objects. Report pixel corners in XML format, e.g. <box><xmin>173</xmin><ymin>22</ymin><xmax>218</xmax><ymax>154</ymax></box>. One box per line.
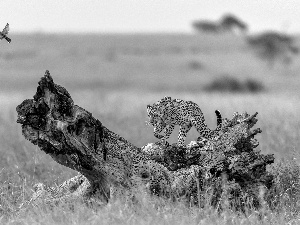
<box><xmin>147</xmin><ymin>96</ymin><xmax>222</xmax><ymax>147</ymax></box>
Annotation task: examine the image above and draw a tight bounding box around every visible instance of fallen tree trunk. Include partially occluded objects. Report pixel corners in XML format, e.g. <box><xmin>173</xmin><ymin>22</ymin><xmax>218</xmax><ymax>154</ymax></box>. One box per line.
<box><xmin>16</xmin><ymin>70</ymin><xmax>162</xmax><ymax>205</ymax></box>
<box><xmin>16</xmin><ymin>71</ymin><xmax>274</xmax><ymax>211</ymax></box>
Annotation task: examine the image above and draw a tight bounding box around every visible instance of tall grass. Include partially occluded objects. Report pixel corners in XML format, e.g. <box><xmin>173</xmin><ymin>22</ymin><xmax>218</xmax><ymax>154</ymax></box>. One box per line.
<box><xmin>0</xmin><ymin>89</ymin><xmax>300</xmax><ymax>224</ymax></box>
<box><xmin>2</xmin><ymin>163</ymin><xmax>300</xmax><ymax>225</ymax></box>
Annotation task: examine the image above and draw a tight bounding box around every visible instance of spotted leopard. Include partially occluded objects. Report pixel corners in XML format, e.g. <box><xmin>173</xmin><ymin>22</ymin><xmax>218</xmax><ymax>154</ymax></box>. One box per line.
<box><xmin>147</xmin><ymin>96</ymin><xmax>222</xmax><ymax>147</ymax></box>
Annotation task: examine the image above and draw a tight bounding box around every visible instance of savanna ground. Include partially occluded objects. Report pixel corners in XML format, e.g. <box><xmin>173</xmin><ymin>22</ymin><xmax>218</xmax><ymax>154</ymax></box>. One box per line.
<box><xmin>1</xmin><ymin>33</ymin><xmax>300</xmax><ymax>224</ymax></box>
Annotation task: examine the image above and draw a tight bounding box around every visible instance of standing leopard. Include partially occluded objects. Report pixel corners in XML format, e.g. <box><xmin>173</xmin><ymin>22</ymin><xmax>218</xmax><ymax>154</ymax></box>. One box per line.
<box><xmin>147</xmin><ymin>96</ymin><xmax>222</xmax><ymax>147</ymax></box>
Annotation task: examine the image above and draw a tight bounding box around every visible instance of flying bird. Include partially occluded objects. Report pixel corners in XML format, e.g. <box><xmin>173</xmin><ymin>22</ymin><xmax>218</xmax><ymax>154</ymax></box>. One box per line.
<box><xmin>0</xmin><ymin>23</ymin><xmax>11</xmax><ymax>43</ymax></box>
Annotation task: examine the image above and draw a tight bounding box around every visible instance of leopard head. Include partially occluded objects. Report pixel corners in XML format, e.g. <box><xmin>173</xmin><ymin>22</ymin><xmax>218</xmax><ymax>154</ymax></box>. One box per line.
<box><xmin>147</xmin><ymin>104</ymin><xmax>164</xmax><ymax>126</ymax></box>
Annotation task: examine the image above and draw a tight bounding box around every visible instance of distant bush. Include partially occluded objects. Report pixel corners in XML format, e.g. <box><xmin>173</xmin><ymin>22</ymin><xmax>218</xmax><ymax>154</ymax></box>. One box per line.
<box><xmin>204</xmin><ymin>75</ymin><xmax>265</xmax><ymax>93</ymax></box>
<box><xmin>219</xmin><ymin>13</ymin><xmax>248</xmax><ymax>34</ymax></box>
<box><xmin>247</xmin><ymin>31</ymin><xmax>299</xmax><ymax>68</ymax></box>
<box><xmin>244</xmin><ymin>79</ymin><xmax>265</xmax><ymax>93</ymax></box>
<box><xmin>192</xmin><ymin>13</ymin><xmax>248</xmax><ymax>35</ymax></box>
<box><xmin>192</xmin><ymin>20</ymin><xmax>220</xmax><ymax>33</ymax></box>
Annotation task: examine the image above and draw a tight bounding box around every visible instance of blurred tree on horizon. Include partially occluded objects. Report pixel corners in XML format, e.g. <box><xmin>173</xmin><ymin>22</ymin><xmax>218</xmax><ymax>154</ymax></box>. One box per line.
<box><xmin>192</xmin><ymin>13</ymin><xmax>248</xmax><ymax>35</ymax></box>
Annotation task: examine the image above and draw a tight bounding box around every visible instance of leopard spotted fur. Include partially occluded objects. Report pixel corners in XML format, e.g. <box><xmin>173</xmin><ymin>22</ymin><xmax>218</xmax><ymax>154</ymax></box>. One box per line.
<box><xmin>147</xmin><ymin>96</ymin><xmax>222</xmax><ymax>147</ymax></box>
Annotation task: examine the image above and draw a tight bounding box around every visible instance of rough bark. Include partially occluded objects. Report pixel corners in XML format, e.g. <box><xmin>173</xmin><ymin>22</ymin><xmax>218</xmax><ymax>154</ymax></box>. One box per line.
<box><xmin>143</xmin><ymin>112</ymin><xmax>274</xmax><ymax>210</ymax></box>
<box><xmin>16</xmin><ymin>70</ymin><xmax>274</xmax><ymax>211</ymax></box>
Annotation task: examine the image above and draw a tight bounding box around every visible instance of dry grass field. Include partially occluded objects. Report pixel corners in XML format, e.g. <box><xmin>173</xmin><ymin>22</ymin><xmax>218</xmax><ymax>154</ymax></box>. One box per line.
<box><xmin>1</xmin><ymin>33</ymin><xmax>300</xmax><ymax>224</ymax></box>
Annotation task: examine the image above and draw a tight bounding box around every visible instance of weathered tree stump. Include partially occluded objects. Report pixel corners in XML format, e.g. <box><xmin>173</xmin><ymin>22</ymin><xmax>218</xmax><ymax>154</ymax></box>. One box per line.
<box><xmin>16</xmin><ymin>71</ymin><xmax>274</xmax><ymax>211</ymax></box>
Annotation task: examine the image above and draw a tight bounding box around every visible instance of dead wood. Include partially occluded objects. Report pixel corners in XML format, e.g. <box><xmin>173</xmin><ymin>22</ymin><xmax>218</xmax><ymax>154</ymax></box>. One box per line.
<box><xmin>16</xmin><ymin>70</ymin><xmax>275</xmax><ymax>211</ymax></box>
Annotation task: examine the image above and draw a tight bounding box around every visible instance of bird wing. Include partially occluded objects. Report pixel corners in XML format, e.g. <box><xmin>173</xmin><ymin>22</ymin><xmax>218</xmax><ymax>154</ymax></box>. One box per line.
<box><xmin>2</xmin><ymin>23</ymin><xmax>9</xmax><ymax>35</ymax></box>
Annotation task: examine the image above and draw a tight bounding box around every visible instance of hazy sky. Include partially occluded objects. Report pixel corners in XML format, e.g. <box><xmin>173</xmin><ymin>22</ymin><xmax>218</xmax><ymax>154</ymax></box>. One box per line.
<box><xmin>2</xmin><ymin>0</ymin><xmax>300</xmax><ymax>33</ymax></box>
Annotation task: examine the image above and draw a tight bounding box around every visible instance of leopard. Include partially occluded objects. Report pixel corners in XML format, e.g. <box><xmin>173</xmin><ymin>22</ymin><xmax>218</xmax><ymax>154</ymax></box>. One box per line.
<box><xmin>147</xmin><ymin>96</ymin><xmax>222</xmax><ymax>147</ymax></box>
